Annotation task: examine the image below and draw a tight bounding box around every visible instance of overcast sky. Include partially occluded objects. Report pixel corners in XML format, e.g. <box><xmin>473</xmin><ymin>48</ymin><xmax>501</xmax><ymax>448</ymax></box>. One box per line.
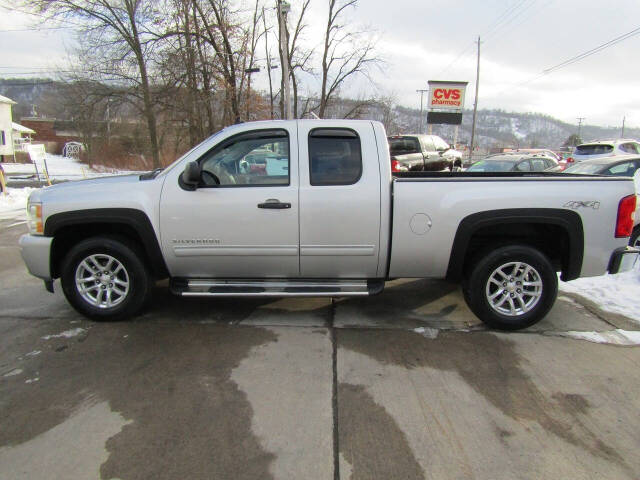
<box><xmin>2</xmin><ymin>0</ymin><xmax>640</xmax><ymax>128</ymax></box>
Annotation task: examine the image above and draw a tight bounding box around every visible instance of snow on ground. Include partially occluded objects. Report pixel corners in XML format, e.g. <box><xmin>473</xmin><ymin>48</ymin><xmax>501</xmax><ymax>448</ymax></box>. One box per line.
<box><xmin>0</xmin><ymin>187</ymin><xmax>35</xmax><ymax>222</ymax></box>
<box><xmin>551</xmin><ymin>329</ymin><xmax>640</xmax><ymax>346</ymax></box>
<box><xmin>1</xmin><ymin>154</ymin><xmax>139</xmax><ymax>221</ymax></box>
<box><xmin>3</xmin><ymin>154</ymin><xmax>139</xmax><ymax>181</ymax></box>
<box><xmin>559</xmin><ymin>264</ymin><xmax>640</xmax><ymax>325</ymax></box>
<box><xmin>41</xmin><ymin>328</ymin><xmax>86</xmax><ymax>340</ymax></box>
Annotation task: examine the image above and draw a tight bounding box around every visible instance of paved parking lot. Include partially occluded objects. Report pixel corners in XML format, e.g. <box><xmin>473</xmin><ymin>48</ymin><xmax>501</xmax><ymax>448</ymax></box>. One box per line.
<box><xmin>1</xmin><ymin>218</ymin><xmax>639</xmax><ymax>479</ymax></box>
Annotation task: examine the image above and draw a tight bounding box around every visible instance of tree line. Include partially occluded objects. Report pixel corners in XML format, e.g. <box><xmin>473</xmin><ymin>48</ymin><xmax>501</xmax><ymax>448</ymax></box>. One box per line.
<box><xmin>22</xmin><ymin>0</ymin><xmax>381</xmax><ymax>167</ymax></box>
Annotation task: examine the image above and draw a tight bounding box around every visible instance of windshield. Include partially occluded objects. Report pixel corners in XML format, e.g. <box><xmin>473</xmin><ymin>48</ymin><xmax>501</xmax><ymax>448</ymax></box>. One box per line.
<box><xmin>467</xmin><ymin>159</ymin><xmax>517</xmax><ymax>172</ymax></box>
<box><xmin>563</xmin><ymin>163</ymin><xmax>604</xmax><ymax>174</ymax></box>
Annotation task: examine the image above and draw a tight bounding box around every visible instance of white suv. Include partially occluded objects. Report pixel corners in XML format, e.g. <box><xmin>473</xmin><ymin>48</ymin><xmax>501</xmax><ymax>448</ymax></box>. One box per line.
<box><xmin>570</xmin><ymin>139</ymin><xmax>640</xmax><ymax>164</ymax></box>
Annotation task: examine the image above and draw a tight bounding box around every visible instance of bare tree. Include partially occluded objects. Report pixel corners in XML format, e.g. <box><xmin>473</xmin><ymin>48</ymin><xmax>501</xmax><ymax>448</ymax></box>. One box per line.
<box><xmin>262</xmin><ymin>8</ymin><xmax>277</xmax><ymax>119</ymax></box>
<box><xmin>191</xmin><ymin>0</ymin><xmax>251</xmax><ymax>124</ymax></box>
<box><xmin>318</xmin><ymin>0</ymin><xmax>380</xmax><ymax>118</ymax></box>
<box><xmin>28</xmin><ymin>0</ymin><xmax>165</xmax><ymax>168</ymax></box>
<box><xmin>242</xmin><ymin>1</ymin><xmax>264</xmax><ymax>121</ymax></box>
<box><xmin>287</xmin><ymin>0</ymin><xmax>313</xmax><ymax>118</ymax></box>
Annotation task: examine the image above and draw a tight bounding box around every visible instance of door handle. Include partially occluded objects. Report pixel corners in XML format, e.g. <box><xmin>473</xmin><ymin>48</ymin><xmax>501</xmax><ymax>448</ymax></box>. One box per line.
<box><xmin>258</xmin><ymin>199</ymin><xmax>291</xmax><ymax>209</ymax></box>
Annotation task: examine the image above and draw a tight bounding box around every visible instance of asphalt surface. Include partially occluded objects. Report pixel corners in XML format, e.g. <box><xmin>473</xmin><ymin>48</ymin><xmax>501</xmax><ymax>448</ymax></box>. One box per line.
<box><xmin>1</xmin><ymin>217</ymin><xmax>639</xmax><ymax>479</ymax></box>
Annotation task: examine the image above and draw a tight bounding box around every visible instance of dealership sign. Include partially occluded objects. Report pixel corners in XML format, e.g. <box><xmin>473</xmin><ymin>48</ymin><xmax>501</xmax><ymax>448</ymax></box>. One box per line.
<box><xmin>427</xmin><ymin>81</ymin><xmax>467</xmax><ymax>111</ymax></box>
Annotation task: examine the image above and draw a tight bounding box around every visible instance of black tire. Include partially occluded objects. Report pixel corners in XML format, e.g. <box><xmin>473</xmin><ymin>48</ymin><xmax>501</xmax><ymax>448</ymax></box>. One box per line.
<box><xmin>60</xmin><ymin>236</ymin><xmax>153</xmax><ymax>321</ymax></box>
<box><xmin>629</xmin><ymin>226</ymin><xmax>640</xmax><ymax>248</ymax></box>
<box><xmin>462</xmin><ymin>245</ymin><xmax>557</xmax><ymax>330</ymax></box>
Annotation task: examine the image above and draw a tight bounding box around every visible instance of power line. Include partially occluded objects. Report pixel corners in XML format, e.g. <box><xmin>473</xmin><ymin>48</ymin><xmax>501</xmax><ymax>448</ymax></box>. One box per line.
<box><xmin>0</xmin><ymin>27</ymin><xmax>68</xmax><ymax>33</ymax></box>
<box><xmin>494</xmin><ymin>24</ymin><xmax>640</xmax><ymax>96</ymax></box>
<box><xmin>435</xmin><ymin>0</ymin><xmax>534</xmax><ymax>79</ymax></box>
<box><xmin>490</xmin><ymin>0</ymin><xmax>554</xmax><ymax>42</ymax></box>
<box><xmin>482</xmin><ymin>0</ymin><xmax>532</xmax><ymax>41</ymax></box>
<box><xmin>434</xmin><ymin>42</ymin><xmax>474</xmax><ymax>78</ymax></box>
<box><xmin>543</xmin><ymin>25</ymin><xmax>640</xmax><ymax>74</ymax></box>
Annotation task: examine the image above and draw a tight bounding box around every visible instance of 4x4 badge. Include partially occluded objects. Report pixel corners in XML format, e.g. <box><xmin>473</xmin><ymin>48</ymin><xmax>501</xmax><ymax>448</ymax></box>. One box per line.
<box><xmin>563</xmin><ymin>200</ymin><xmax>600</xmax><ymax>210</ymax></box>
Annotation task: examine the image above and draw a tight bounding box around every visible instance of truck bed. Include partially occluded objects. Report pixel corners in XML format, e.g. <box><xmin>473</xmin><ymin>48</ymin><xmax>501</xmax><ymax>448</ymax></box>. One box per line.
<box><xmin>388</xmin><ymin>173</ymin><xmax>634</xmax><ymax>279</ymax></box>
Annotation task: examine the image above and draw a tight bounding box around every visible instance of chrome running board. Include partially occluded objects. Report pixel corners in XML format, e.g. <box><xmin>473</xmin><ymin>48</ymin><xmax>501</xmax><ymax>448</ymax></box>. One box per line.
<box><xmin>170</xmin><ymin>278</ymin><xmax>384</xmax><ymax>297</ymax></box>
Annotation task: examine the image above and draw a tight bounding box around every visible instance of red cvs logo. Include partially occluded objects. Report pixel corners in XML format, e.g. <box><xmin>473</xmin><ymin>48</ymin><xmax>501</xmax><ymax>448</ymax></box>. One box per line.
<box><xmin>433</xmin><ymin>88</ymin><xmax>461</xmax><ymax>100</ymax></box>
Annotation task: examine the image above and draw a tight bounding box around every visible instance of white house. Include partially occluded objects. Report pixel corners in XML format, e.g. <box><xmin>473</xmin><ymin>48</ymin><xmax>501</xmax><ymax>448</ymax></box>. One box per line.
<box><xmin>12</xmin><ymin>121</ymin><xmax>35</xmax><ymax>152</ymax></box>
<box><xmin>0</xmin><ymin>94</ymin><xmax>36</xmax><ymax>161</ymax></box>
<box><xmin>0</xmin><ymin>94</ymin><xmax>15</xmax><ymax>162</ymax></box>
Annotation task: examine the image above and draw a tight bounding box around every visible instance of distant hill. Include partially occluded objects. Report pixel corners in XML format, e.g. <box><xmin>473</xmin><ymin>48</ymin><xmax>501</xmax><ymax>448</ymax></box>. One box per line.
<box><xmin>376</xmin><ymin>106</ymin><xmax>639</xmax><ymax>150</ymax></box>
<box><xmin>2</xmin><ymin>77</ymin><xmax>637</xmax><ymax>150</ymax></box>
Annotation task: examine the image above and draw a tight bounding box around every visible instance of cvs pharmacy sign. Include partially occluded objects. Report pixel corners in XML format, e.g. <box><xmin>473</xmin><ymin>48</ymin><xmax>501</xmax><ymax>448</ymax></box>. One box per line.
<box><xmin>427</xmin><ymin>81</ymin><xmax>467</xmax><ymax>110</ymax></box>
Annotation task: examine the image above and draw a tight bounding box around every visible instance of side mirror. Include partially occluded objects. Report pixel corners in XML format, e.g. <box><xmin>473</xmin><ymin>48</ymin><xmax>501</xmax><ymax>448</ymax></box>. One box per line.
<box><xmin>180</xmin><ymin>161</ymin><xmax>201</xmax><ymax>191</ymax></box>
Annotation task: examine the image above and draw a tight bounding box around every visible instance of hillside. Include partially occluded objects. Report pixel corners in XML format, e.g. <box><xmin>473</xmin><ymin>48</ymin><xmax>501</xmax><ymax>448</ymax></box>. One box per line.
<box><xmin>379</xmin><ymin>106</ymin><xmax>639</xmax><ymax>150</ymax></box>
<box><xmin>2</xmin><ymin>78</ymin><xmax>637</xmax><ymax>150</ymax></box>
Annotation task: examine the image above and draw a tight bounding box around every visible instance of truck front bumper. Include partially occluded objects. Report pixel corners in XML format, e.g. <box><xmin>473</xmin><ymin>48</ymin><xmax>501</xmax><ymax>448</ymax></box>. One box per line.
<box><xmin>19</xmin><ymin>234</ymin><xmax>53</xmax><ymax>284</ymax></box>
<box><xmin>608</xmin><ymin>246</ymin><xmax>639</xmax><ymax>274</ymax></box>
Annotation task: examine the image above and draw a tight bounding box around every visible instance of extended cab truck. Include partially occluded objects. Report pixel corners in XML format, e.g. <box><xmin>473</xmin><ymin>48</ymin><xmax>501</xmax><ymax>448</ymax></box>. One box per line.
<box><xmin>20</xmin><ymin>120</ymin><xmax>639</xmax><ymax>330</ymax></box>
<box><xmin>388</xmin><ymin>134</ymin><xmax>463</xmax><ymax>173</ymax></box>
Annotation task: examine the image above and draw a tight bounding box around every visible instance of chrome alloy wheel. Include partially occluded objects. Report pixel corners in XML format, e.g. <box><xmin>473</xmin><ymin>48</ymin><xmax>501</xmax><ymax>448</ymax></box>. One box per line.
<box><xmin>75</xmin><ymin>254</ymin><xmax>130</xmax><ymax>309</ymax></box>
<box><xmin>485</xmin><ymin>261</ymin><xmax>543</xmax><ymax>316</ymax></box>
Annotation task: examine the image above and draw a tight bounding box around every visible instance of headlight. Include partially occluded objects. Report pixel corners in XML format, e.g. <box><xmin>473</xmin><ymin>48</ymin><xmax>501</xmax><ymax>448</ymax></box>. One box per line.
<box><xmin>27</xmin><ymin>202</ymin><xmax>43</xmax><ymax>235</ymax></box>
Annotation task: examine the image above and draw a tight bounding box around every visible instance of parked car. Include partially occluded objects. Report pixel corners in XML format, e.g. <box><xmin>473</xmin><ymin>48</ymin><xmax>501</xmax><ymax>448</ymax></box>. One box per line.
<box><xmin>507</xmin><ymin>148</ymin><xmax>562</xmax><ymax>162</ymax></box>
<box><xmin>388</xmin><ymin>134</ymin><xmax>463</xmax><ymax>173</ymax></box>
<box><xmin>467</xmin><ymin>153</ymin><xmax>561</xmax><ymax>173</ymax></box>
<box><xmin>564</xmin><ymin>154</ymin><xmax>640</xmax><ymax>246</ymax></box>
<box><xmin>567</xmin><ymin>139</ymin><xmax>640</xmax><ymax>165</ymax></box>
<box><xmin>20</xmin><ymin>120</ymin><xmax>638</xmax><ymax>330</ymax></box>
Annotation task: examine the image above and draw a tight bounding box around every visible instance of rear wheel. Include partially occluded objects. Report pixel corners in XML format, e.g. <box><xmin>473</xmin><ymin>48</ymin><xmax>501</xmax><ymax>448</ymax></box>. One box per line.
<box><xmin>60</xmin><ymin>237</ymin><xmax>153</xmax><ymax>321</ymax></box>
<box><xmin>463</xmin><ymin>245</ymin><xmax>557</xmax><ymax>330</ymax></box>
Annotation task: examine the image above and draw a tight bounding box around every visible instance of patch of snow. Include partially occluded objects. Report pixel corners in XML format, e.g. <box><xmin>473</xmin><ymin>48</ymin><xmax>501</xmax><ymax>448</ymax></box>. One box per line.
<box><xmin>2</xmin><ymin>154</ymin><xmax>140</xmax><ymax>181</ymax></box>
<box><xmin>413</xmin><ymin>326</ymin><xmax>439</xmax><ymax>339</ymax></box>
<box><xmin>559</xmin><ymin>266</ymin><xmax>640</xmax><ymax>325</ymax></box>
<box><xmin>552</xmin><ymin>329</ymin><xmax>640</xmax><ymax>346</ymax></box>
<box><xmin>0</xmin><ymin>187</ymin><xmax>34</xmax><ymax>220</ymax></box>
<box><xmin>41</xmin><ymin>328</ymin><xmax>86</xmax><ymax>340</ymax></box>
<box><xmin>3</xmin><ymin>368</ymin><xmax>23</xmax><ymax>377</ymax></box>
<box><xmin>25</xmin><ymin>377</ymin><xmax>39</xmax><ymax>384</ymax></box>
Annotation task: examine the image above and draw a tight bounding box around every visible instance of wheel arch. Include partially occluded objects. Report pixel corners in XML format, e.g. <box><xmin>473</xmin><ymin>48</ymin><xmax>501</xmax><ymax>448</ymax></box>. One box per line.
<box><xmin>446</xmin><ymin>208</ymin><xmax>584</xmax><ymax>282</ymax></box>
<box><xmin>46</xmin><ymin>208</ymin><xmax>169</xmax><ymax>280</ymax></box>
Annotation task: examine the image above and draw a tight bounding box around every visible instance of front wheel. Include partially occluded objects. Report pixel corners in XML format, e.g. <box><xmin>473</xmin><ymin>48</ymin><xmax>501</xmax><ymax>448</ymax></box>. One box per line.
<box><xmin>60</xmin><ymin>237</ymin><xmax>153</xmax><ymax>321</ymax></box>
<box><xmin>463</xmin><ymin>245</ymin><xmax>557</xmax><ymax>330</ymax></box>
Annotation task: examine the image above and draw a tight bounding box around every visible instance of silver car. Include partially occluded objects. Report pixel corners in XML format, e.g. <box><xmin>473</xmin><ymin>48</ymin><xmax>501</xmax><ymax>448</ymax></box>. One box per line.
<box><xmin>570</xmin><ymin>139</ymin><xmax>640</xmax><ymax>164</ymax></box>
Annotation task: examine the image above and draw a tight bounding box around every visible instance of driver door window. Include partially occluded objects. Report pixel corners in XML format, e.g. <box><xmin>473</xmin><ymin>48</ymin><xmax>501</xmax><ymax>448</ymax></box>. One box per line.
<box><xmin>200</xmin><ymin>130</ymin><xmax>289</xmax><ymax>186</ymax></box>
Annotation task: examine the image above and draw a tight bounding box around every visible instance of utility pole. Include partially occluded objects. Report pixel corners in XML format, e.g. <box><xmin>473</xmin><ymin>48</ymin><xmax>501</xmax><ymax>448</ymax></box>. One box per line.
<box><xmin>417</xmin><ymin>89</ymin><xmax>429</xmax><ymax>133</ymax></box>
<box><xmin>621</xmin><ymin>116</ymin><xmax>626</xmax><ymax>138</ymax></box>
<box><xmin>277</xmin><ymin>0</ymin><xmax>292</xmax><ymax>120</ymax></box>
<box><xmin>469</xmin><ymin>36</ymin><xmax>481</xmax><ymax>160</ymax></box>
<box><xmin>576</xmin><ymin>117</ymin><xmax>585</xmax><ymax>143</ymax></box>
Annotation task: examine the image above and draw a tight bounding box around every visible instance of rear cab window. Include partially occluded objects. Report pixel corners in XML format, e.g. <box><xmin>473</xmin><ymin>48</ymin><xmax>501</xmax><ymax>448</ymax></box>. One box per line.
<box><xmin>309</xmin><ymin>128</ymin><xmax>362</xmax><ymax>186</ymax></box>
<box><xmin>576</xmin><ymin>144</ymin><xmax>614</xmax><ymax>155</ymax></box>
<box><xmin>388</xmin><ymin>136</ymin><xmax>420</xmax><ymax>155</ymax></box>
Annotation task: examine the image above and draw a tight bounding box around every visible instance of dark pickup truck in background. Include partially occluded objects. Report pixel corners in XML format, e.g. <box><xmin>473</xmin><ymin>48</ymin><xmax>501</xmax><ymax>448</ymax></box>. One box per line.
<box><xmin>388</xmin><ymin>134</ymin><xmax>463</xmax><ymax>173</ymax></box>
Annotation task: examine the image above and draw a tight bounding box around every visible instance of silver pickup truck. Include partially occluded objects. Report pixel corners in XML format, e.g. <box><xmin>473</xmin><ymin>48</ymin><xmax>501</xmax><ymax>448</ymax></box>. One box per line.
<box><xmin>19</xmin><ymin>120</ymin><xmax>639</xmax><ymax>330</ymax></box>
